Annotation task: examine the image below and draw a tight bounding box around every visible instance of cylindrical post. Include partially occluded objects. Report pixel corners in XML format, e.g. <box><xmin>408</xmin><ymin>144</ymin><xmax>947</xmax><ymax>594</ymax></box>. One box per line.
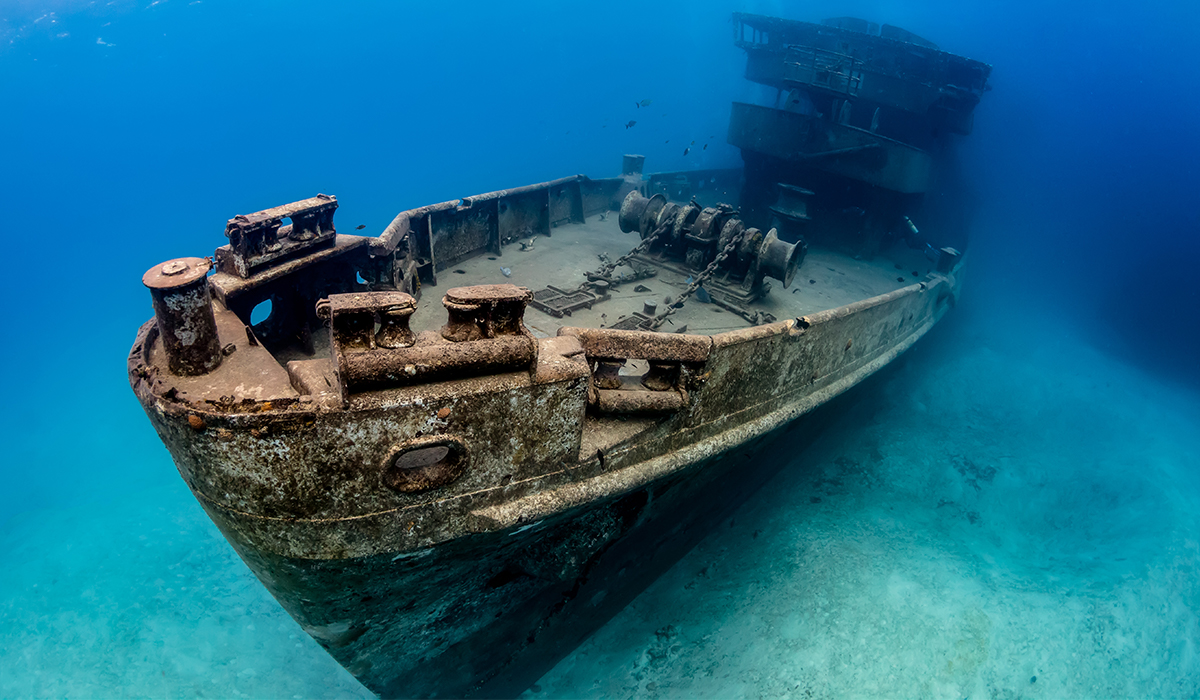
<box><xmin>142</xmin><ymin>257</ymin><xmax>223</xmax><ymax>376</ymax></box>
<box><xmin>936</xmin><ymin>247</ymin><xmax>961</xmax><ymax>274</ymax></box>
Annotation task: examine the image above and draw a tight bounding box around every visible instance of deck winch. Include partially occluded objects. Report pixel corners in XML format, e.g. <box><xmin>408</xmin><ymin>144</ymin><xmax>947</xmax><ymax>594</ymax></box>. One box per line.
<box><xmin>618</xmin><ymin>190</ymin><xmax>805</xmax><ymax>291</ymax></box>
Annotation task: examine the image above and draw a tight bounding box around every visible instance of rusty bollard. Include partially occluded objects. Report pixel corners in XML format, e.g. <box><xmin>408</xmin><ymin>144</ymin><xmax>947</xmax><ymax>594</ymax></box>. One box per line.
<box><xmin>143</xmin><ymin>257</ymin><xmax>223</xmax><ymax>376</ymax></box>
<box><xmin>441</xmin><ymin>285</ymin><xmax>533</xmax><ymax>342</ymax></box>
<box><xmin>375</xmin><ymin>295</ymin><xmax>417</xmax><ymax>349</ymax></box>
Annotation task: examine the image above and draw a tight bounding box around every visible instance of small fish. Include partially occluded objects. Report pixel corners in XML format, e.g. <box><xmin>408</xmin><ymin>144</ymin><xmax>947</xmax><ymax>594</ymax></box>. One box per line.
<box><xmin>691</xmin><ymin>140</ymin><xmax>695</xmax><ymax>145</ymax></box>
<box><xmin>625</xmin><ymin>120</ymin><xmax>637</xmax><ymax>129</ymax></box>
<box><xmin>896</xmin><ymin>276</ymin><xmax>906</xmax><ymax>283</ymax></box>
<box><xmin>501</xmin><ymin>267</ymin><xmax>512</xmax><ymax>277</ymax></box>
<box><xmin>636</xmin><ymin>99</ymin><xmax>652</xmax><ymax>108</ymax></box>
<box><xmin>703</xmin><ymin>143</ymin><xmax>708</xmax><ymax>150</ymax></box>
<box><xmin>355</xmin><ymin>224</ymin><xmax>366</xmax><ymax>230</ymax></box>
<box><xmin>683</xmin><ymin>147</ymin><xmax>690</xmax><ymax>156</ymax></box>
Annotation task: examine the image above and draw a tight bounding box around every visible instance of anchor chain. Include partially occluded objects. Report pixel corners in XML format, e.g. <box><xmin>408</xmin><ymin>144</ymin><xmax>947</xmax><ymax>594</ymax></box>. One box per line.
<box><xmin>649</xmin><ymin>229</ymin><xmax>746</xmax><ymax>331</ymax></box>
<box><xmin>577</xmin><ymin>220</ymin><xmax>671</xmax><ymax>291</ymax></box>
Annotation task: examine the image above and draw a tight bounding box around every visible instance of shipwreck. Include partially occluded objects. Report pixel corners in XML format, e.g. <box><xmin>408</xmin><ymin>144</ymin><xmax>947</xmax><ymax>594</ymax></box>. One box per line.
<box><xmin>128</xmin><ymin>14</ymin><xmax>990</xmax><ymax>698</ymax></box>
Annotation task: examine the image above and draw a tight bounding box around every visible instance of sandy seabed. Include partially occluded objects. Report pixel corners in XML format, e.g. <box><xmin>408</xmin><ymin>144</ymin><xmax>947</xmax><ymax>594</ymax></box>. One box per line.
<box><xmin>3</xmin><ymin>308</ymin><xmax>1198</xmax><ymax>699</ymax></box>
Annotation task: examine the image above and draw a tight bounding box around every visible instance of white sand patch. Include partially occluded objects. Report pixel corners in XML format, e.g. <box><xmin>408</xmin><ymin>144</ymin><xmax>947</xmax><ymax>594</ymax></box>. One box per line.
<box><xmin>0</xmin><ymin>483</ymin><xmax>372</xmax><ymax>699</ymax></box>
<box><xmin>530</xmin><ymin>310</ymin><xmax>1200</xmax><ymax>698</ymax></box>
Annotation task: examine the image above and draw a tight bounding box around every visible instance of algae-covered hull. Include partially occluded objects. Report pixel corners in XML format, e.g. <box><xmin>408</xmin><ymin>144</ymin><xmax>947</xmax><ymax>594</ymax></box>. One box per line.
<box><xmin>128</xmin><ymin>254</ymin><xmax>957</xmax><ymax>696</ymax></box>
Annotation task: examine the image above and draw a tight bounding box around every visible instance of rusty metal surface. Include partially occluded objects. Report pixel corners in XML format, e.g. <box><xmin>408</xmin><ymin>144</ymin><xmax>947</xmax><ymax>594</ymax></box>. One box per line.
<box><xmin>209</xmin><ymin>235</ymin><xmax>370</xmax><ymax>304</ymax></box>
<box><xmin>617</xmin><ymin>191</ymin><xmax>803</xmax><ymax>302</ymax></box>
<box><xmin>120</xmin><ymin>13</ymin><xmax>991</xmax><ymax>700</ymax></box>
<box><xmin>441</xmin><ymin>285</ymin><xmax>533</xmax><ymax>341</ymax></box>
<box><xmin>226</xmin><ymin>408</ymin><xmax>847</xmax><ymax>699</ymax></box>
<box><xmin>127</xmin><ymin>135</ymin><xmax>969</xmax><ymax>698</ymax></box>
<box><xmin>369</xmin><ymin>176</ymin><xmax>600</xmax><ymax>280</ymax></box>
<box><xmin>558</xmin><ymin>327</ymin><xmax>712</xmax><ymax>364</ymax></box>
<box><xmin>733</xmin><ymin>13</ymin><xmax>991</xmax><ymax>134</ymax></box>
<box><xmin>142</xmin><ymin>257</ymin><xmax>223</xmax><ymax>376</ymax></box>
<box><xmin>128</xmin><ymin>248</ymin><xmax>960</xmax><ymax>700</ymax></box>
<box><xmin>319</xmin><ymin>285</ymin><xmax>540</xmax><ymax>400</ymax></box>
<box><xmin>339</xmin><ymin>336</ymin><xmax>537</xmax><ymax>394</ymax></box>
<box><xmin>139</xmin><ymin>303</ymin><xmax>300</xmax><ymax>404</ymax></box>
<box><xmin>363</xmin><ymin>175</ymin><xmax>626</xmax><ymax>304</ymax></box>
<box><xmin>219</xmin><ymin>194</ymin><xmax>339</xmax><ymax>278</ymax></box>
<box><xmin>134</xmin><ymin>265</ymin><xmax>915</xmax><ymax>694</ymax></box>
<box><xmin>529</xmin><ymin>285</ymin><xmax>610</xmax><ymax>318</ymax></box>
<box><xmin>594</xmin><ymin>387</ymin><xmax>686</xmax><ymax>414</ymax></box>
<box><xmin>129</xmin><ymin>260</ymin><xmax>957</xmax><ymax>548</ymax></box>
<box><xmin>129</xmin><ymin>337</ymin><xmax>590</xmax><ymax>528</ymax></box>
<box><xmin>728</xmin><ymin>102</ymin><xmax>933</xmax><ymax>193</ymax></box>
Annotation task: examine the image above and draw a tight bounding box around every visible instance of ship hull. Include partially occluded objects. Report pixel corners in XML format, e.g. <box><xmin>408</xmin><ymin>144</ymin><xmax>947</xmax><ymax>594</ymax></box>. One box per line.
<box><xmin>215</xmin><ymin>395</ymin><xmax>849</xmax><ymax>698</ymax></box>
<box><xmin>126</xmin><ymin>9</ymin><xmax>988</xmax><ymax>694</ymax></box>
<box><xmin>131</xmin><ymin>260</ymin><xmax>958</xmax><ymax>697</ymax></box>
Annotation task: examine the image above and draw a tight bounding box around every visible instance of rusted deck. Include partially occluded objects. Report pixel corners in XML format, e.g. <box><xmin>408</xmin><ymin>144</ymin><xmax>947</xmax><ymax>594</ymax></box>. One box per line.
<box><xmin>129</xmin><ymin>172</ymin><xmax>963</xmax><ymax>700</ymax></box>
<box><xmin>396</xmin><ymin>214</ymin><xmax>932</xmax><ymax>340</ymax></box>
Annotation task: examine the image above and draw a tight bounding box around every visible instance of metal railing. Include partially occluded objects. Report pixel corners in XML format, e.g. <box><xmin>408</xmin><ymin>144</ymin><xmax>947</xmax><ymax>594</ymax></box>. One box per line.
<box><xmin>783</xmin><ymin>46</ymin><xmax>863</xmax><ymax>97</ymax></box>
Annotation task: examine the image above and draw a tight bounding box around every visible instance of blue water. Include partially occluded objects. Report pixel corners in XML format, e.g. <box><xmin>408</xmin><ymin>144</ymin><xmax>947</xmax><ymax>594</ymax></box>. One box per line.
<box><xmin>2</xmin><ymin>0</ymin><xmax>1198</xmax><ymax>697</ymax></box>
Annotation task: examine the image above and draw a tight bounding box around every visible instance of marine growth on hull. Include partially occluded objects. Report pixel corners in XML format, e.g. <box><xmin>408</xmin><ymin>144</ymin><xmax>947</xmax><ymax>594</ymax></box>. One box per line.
<box><xmin>127</xmin><ymin>12</ymin><xmax>988</xmax><ymax>698</ymax></box>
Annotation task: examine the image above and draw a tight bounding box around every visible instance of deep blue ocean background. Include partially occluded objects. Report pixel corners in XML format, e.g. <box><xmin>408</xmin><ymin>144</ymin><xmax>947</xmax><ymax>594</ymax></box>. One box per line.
<box><xmin>3</xmin><ymin>0</ymin><xmax>1199</xmax><ymax>697</ymax></box>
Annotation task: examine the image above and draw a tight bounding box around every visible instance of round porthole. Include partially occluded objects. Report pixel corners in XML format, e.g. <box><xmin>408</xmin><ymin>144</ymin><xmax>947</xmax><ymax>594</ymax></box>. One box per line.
<box><xmin>382</xmin><ymin>437</ymin><xmax>468</xmax><ymax>494</ymax></box>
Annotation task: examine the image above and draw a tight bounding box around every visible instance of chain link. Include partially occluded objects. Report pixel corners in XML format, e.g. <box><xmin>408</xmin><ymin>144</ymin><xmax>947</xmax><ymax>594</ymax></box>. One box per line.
<box><xmin>649</xmin><ymin>230</ymin><xmax>746</xmax><ymax>331</ymax></box>
<box><xmin>577</xmin><ymin>220</ymin><xmax>671</xmax><ymax>291</ymax></box>
<box><xmin>573</xmin><ymin>213</ymin><xmax>760</xmax><ymax>332</ymax></box>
